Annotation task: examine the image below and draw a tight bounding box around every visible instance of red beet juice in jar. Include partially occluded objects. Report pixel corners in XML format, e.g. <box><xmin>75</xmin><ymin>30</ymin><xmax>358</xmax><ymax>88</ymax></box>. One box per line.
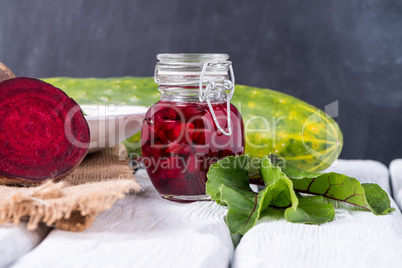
<box><xmin>141</xmin><ymin>54</ymin><xmax>244</xmax><ymax>201</ymax></box>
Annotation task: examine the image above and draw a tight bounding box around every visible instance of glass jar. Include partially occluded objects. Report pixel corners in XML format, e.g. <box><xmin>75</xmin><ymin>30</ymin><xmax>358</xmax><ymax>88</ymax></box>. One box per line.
<box><xmin>141</xmin><ymin>53</ymin><xmax>244</xmax><ymax>201</ymax></box>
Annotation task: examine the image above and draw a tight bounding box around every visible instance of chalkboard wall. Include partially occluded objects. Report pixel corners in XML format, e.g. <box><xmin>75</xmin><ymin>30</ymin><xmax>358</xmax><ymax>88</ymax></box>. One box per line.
<box><xmin>0</xmin><ymin>0</ymin><xmax>401</xmax><ymax>165</ymax></box>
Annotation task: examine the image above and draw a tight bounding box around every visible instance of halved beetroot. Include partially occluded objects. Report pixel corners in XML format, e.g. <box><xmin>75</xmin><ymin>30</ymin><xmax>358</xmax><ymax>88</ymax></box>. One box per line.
<box><xmin>0</xmin><ymin>77</ymin><xmax>90</xmax><ymax>185</ymax></box>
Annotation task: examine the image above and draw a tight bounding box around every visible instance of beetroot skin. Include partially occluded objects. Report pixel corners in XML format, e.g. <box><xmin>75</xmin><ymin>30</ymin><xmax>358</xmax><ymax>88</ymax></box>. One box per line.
<box><xmin>0</xmin><ymin>77</ymin><xmax>90</xmax><ymax>185</ymax></box>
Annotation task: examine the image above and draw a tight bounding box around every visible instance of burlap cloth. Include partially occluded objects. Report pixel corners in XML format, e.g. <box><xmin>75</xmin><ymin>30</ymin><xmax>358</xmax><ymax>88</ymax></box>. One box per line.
<box><xmin>0</xmin><ymin>144</ymin><xmax>140</xmax><ymax>232</ymax></box>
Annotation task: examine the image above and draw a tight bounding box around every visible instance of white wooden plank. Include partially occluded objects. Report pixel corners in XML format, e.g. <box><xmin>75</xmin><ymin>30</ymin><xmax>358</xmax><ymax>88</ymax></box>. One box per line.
<box><xmin>390</xmin><ymin>159</ymin><xmax>402</xmax><ymax>210</ymax></box>
<box><xmin>233</xmin><ymin>159</ymin><xmax>402</xmax><ymax>268</ymax></box>
<box><xmin>0</xmin><ymin>223</ymin><xmax>48</xmax><ymax>268</ymax></box>
<box><xmin>12</xmin><ymin>169</ymin><xmax>233</xmax><ymax>268</ymax></box>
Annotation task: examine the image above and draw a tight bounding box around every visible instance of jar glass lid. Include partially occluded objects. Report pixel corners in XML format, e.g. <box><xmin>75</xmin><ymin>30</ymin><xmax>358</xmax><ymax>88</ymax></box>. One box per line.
<box><xmin>155</xmin><ymin>53</ymin><xmax>235</xmax><ymax>136</ymax></box>
<box><xmin>157</xmin><ymin>53</ymin><xmax>229</xmax><ymax>63</ymax></box>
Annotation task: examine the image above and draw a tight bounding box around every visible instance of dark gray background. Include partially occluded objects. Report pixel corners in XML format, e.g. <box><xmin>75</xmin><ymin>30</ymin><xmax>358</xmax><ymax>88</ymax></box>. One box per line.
<box><xmin>0</xmin><ymin>0</ymin><xmax>401</xmax><ymax>165</ymax></box>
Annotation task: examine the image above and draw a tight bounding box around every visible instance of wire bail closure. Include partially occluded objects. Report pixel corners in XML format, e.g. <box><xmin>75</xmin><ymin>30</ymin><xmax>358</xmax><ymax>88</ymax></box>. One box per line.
<box><xmin>199</xmin><ymin>61</ymin><xmax>235</xmax><ymax>136</ymax></box>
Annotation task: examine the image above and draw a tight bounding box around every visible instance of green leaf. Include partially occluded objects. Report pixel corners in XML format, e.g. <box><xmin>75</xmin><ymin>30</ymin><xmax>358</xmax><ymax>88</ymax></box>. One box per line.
<box><xmin>206</xmin><ymin>155</ymin><xmax>251</xmax><ymax>205</ymax></box>
<box><xmin>259</xmin><ymin>156</ymin><xmax>298</xmax><ymax>210</ymax></box>
<box><xmin>207</xmin><ymin>154</ymin><xmax>394</xmax><ymax>236</ymax></box>
<box><xmin>206</xmin><ymin>155</ymin><xmax>298</xmax><ymax>235</ymax></box>
<box><xmin>362</xmin><ymin>183</ymin><xmax>395</xmax><ymax>215</ymax></box>
<box><xmin>206</xmin><ymin>155</ymin><xmax>261</xmax><ymax>235</ymax></box>
<box><xmin>270</xmin><ymin>154</ymin><xmax>394</xmax><ymax>215</ymax></box>
<box><xmin>219</xmin><ymin>185</ymin><xmax>266</xmax><ymax>235</ymax></box>
<box><xmin>284</xmin><ymin>196</ymin><xmax>335</xmax><ymax>224</ymax></box>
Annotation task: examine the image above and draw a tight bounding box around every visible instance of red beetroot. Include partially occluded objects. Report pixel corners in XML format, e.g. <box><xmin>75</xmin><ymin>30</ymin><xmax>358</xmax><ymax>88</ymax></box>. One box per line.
<box><xmin>165</xmin><ymin>122</ymin><xmax>185</xmax><ymax>142</ymax></box>
<box><xmin>141</xmin><ymin>100</ymin><xmax>244</xmax><ymax>197</ymax></box>
<box><xmin>166</xmin><ymin>155</ymin><xmax>205</xmax><ymax>195</ymax></box>
<box><xmin>142</xmin><ymin>118</ymin><xmax>157</xmax><ymax>142</ymax></box>
<box><xmin>157</xmin><ymin>156</ymin><xmax>186</xmax><ymax>180</ymax></box>
<box><xmin>157</xmin><ymin>130</ymin><xmax>168</xmax><ymax>143</ymax></box>
<box><xmin>142</xmin><ymin>140</ymin><xmax>168</xmax><ymax>158</ymax></box>
<box><xmin>153</xmin><ymin>107</ymin><xmax>177</xmax><ymax>132</ymax></box>
<box><xmin>167</xmin><ymin>142</ymin><xmax>191</xmax><ymax>155</ymax></box>
<box><xmin>0</xmin><ymin>77</ymin><xmax>90</xmax><ymax>185</ymax></box>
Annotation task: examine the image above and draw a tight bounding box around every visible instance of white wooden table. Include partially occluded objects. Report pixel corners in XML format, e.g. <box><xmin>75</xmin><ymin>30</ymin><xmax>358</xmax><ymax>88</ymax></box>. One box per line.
<box><xmin>2</xmin><ymin>159</ymin><xmax>402</xmax><ymax>268</ymax></box>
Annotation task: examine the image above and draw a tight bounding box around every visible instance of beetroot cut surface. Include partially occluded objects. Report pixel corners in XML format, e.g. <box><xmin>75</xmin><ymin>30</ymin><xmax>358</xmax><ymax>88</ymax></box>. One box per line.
<box><xmin>0</xmin><ymin>77</ymin><xmax>90</xmax><ymax>185</ymax></box>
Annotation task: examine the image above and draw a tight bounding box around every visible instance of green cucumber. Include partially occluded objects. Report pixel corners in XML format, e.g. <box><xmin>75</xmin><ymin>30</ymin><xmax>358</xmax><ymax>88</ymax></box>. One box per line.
<box><xmin>42</xmin><ymin>77</ymin><xmax>343</xmax><ymax>172</ymax></box>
